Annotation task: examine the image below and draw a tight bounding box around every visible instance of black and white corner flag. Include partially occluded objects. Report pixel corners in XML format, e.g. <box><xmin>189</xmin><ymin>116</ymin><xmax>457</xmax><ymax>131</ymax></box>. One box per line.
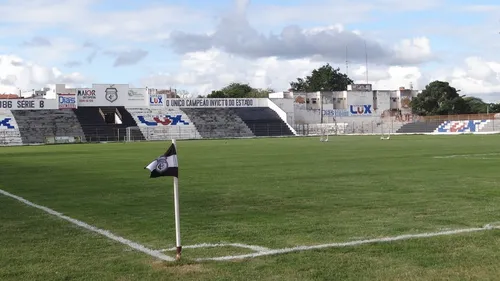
<box><xmin>145</xmin><ymin>143</ymin><xmax>178</xmax><ymax>178</ymax></box>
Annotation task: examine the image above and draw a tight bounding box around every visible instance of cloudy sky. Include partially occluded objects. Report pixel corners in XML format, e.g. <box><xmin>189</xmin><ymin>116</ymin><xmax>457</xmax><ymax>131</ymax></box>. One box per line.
<box><xmin>0</xmin><ymin>0</ymin><xmax>499</xmax><ymax>100</ymax></box>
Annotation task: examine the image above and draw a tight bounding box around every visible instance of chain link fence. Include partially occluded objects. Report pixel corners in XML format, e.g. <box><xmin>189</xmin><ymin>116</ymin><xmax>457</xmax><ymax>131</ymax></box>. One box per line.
<box><xmin>2</xmin><ymin>114</ymin><xmax>500</xmax><ymax>146</ymax></box>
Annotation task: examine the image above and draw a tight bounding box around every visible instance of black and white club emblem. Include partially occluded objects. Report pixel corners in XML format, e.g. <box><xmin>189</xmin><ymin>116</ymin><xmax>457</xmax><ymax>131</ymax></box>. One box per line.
<box><xmin>156</xmin><ymin>157</ymin><xmax>168</xmax><ymax>172</ymax></box>
<box><xmin>105</xmin><ymin>85</ymin><xmax>118</xmax><ymax>102</ymax></box>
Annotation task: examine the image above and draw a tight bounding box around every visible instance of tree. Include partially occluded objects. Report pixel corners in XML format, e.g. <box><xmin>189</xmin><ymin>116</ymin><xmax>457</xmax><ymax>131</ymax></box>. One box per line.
<box><xmin>488</xmin><ymin>103</ymin><xmax>500</xmax><ymax>113</ymax></box>
<box><xmin>463</xmin><ymin>96</ymin><xmax>487</xmax><ymax>113</ymax></box>
<box><xmin>289</xmin><ymin>63</ymin><xmax>353</xmax><ymax>92</ymax></box>
<box><xmin>411</xmin><ymin>80</ymin><xmax>470</xmax><ymax>116</ymax></box>
<box><xmin>206</xmin><ymin>83</ymin><xmax>273</xmax><ymax>98</ymax></box>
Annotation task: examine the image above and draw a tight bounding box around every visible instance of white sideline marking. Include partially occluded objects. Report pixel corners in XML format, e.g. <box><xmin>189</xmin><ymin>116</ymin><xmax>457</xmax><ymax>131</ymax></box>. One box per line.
<box><xmin>433</xmin><ymin>153</ymin><xmax>500</xmax><ymax>159</ymax></box>
<box><xmin>3</xmin><ymin>188</ymin><xmax>499</xmax><ymax>263</ymax></box>
<box><xmin>0</xmin><ymin>188</ymin><xmax>175</xmax><ymax>262</ymax></box>
<box><xmin>159</xmin><ymin>243</ymin><xmax>270</xmax><ymax>253</ymax></box>
<box><xmin>196</xmin><ymin>224</ymin><xmax>500</xmax><ymax>261</ymax></box>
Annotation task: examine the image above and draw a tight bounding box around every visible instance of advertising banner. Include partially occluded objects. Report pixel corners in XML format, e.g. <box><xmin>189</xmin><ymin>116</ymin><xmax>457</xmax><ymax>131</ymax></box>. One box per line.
<box><xmin>164</xmin><ymin>98</ymin><xmax>261</xmax><ymax>108</ymax></box>
<box><xmin>77</xmin><ymin>84</ymin><xmax>130</xmax><ymax>106</ymax></box>
<box><xmin>149</xmin><ymin>94</ymin><xmax>165</xmax><ymax>107</ymax></box>
<box><xmin>0</xmin><ymin>99</ymin><xmax>57</xmax><ymax>110</ymax></box>
<box><xmin>137</xmin><ymin>115</ymin><xmax>190</xmax><ymax>126</ymax></box>
<box><xmin>93</xmin><ymin>84</ymin><xmax>129</xmax><ymax>106</ymax></box>
<box><xmin>322</xmin><ymin>109</ymin><xmax>350</xmax><ymax>117</ymax></box>
<box><xmin>127</xmin><ymin>88</ymin><xmax>148</xmax><ymax>106</ymax></box>
<box><xmin>347</xmin><ymin>91</ymin><xmax>373</xmax><ymax>116</ymax></box>
<box><xmin>76</xmin><ymin>88</ymin><xmax>96</xmax><ymax>106</ymax></box>
<box><xmin>57</xmin><ymin>89</ymin><xmax>77</xmax><ymax>109</ymax></box>
<box><xmin>349</xmin><ymin>104</ymin><xmax>372</xmax><ymax>115</ymax></box>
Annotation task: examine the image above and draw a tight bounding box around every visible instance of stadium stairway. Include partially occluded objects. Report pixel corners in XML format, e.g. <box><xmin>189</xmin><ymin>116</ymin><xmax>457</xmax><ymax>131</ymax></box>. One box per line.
<box><xmin>396</xmin><ymin>120</ymin><xmax>443</xmax><ymax>134</ymax></box>
<box><xmin>181</xmin><ymin>108</ymin><xmax>254</xmax><ymax>139</ymax></box>
<box><xmin>73</xmin><ymin>107</ymin><xmax>144</xmax><ymax>142</ymax></box>
<box><xmin>126</xmin><ymin>107</ymin><xmax>201</xmax><ymax>140</ymax></box>
<box><xmin>0</xmin><ymin>110</ymin><xmax>23</xmax><ymax>145</ymax></box>
<box><xmin>230</xmin><ymin>107</ymin><xmax>295</xmax><ymax>137</ymax></box>
<box><xmin>10</xmin><ymin>109</ymin><xmax>86</xmax><ymax>144</ymax></box>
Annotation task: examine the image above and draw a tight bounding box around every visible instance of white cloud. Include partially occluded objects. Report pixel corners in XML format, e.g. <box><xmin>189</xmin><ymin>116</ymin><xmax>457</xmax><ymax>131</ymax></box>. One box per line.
<box><xmin>0</xmin><ymin>55</ymin><xmax>86</xmax><ymax>97</ymax></box>
<box><xmin>18</xmin><ymin>37</ymin><xmax>81</xmax><ymax>65</ymax></box>
<box><xmin>0</xmin><ymin>0</ymin><xmax>204</xmax><ymax>41</ymax></box>
<box><xmin>171</xmin><ymin>20</ymin><xmax>434</xmax><ymax>66</ymax></box>
<box><xmin>392</xmin><ymin>37</ymin><xmax>433</xmax><ymax>64</ymax></box>
<box><xmin>249</xmin><ymin>1</ymin><xmax>375</xmax><ymax>25</ymax></box>
<box><xmin>446</xmin><ymin>57</ymin><xmax>500</xmax><ymax>94</ymax></box>
<box><xmin>141</xmin><ymin>48</ymin><xmax>500</xmax><ymax>99</ymax></box>
<box><xmin>141</xmin><ymin>48</ymin><xmax>424</xmax><ymax>95</ymax></box>
<box><xmin>141</xmin><ymin>48</ymin><xmax>324</xmax><ymax>94</ymax></box>
<box><xmin>247</xmin><ymin>0</ymin><xmax>443</xmax><ymax>26</ymax></box>
<box><xmin>352</xmin><ymin>65</ymin><xmax>424</xmax><ymax>90</ymax></box>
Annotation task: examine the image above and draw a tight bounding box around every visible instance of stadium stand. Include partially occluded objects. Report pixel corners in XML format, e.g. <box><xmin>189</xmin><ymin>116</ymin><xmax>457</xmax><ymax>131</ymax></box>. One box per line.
<box><xmin>11</xmin><ymin>109</ymin><xmax>85</xmax><ymax>144</ymax></box>
<box><xmin>73</xmin><ymin>107</ymin><xmax>144</xmax><ymax>142</ymax></box>
<box><xmin>231</xmin><ymin>107</ymin><xmax>295</xmax><ymax>136</ymax></box>
<box><xmin>4</xmin><ymin>84</ymin><xmax>499</xmax><ymax>147</ymax></box>
<box><xmin>396</xmin><ymin>120</ymin><xmax>444</xmax><ymax>134</ymax></box>
<box><xmin>0</xmin><ymin>110</ymin><xmax>23</xmax><ymax>145</ymax></box>
<box><xmin>181</xmin><ymin>108</ymin><xmax>254</xmax><ymax>139</ymax></box>
<box><xmin>127</xmin><ymin>107</ymin><xmax>201</xmax><ymax>140</ymax></box>
<box><xmin>478</xmin><ymin>120</ymin><xmax>497</xmax><ymax>132</ymax></box>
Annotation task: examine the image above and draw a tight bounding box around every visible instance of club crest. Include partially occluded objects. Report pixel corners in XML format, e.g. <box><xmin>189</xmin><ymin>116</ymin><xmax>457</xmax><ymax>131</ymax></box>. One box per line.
<box><xmin>105</xmin><ymin>85</ymin><xmax>118</xmax><ymax>102</ymax></box>
<box><xmin>155</xmin><ymin>157</ymin><xmax>169</xmax><ymax>172</ymax></box>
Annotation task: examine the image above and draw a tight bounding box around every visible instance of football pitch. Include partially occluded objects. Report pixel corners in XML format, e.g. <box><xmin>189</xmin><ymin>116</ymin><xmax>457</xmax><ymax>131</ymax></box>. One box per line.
<box><xmin>2</xmin><ymin>135</ymin><xmax>500</xmax><ymax>280</ymax></box>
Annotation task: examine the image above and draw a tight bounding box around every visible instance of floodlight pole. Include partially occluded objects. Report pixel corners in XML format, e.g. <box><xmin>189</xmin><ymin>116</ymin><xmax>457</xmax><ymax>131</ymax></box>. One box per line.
<box><xmin>320</xmin><ymin>91</ymin><xmax>324</xmax><ymax>124</ymax></box>
<box><xmin>172</xmin><ymin>139</ymin><xmax>182</xmax><ymax>260</ymax></box>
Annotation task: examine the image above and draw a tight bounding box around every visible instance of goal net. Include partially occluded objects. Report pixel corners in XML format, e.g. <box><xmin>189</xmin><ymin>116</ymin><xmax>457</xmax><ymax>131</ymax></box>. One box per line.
<box><xmin>378</xmin><ymin>121</ymin><xmax>391</xmax><ymax>140</ymax></box>
<box><xmin>125</xmin><ymin>126</ymin><xmax>200</xmax><ymax>141</ymax></box>
<box><xmin>126</xmin><ymin>126</ymin><xmax>145</xmax><ymax>142</ymax></box>
<box><xmin>318</xmin><ymin>122</ymin><xmax>339</xmax><ymax>142</ymax></box>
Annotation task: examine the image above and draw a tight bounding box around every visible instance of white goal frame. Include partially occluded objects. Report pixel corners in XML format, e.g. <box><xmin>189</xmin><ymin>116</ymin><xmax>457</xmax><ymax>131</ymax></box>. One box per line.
<box><xmin>318</xmin><ymin>122</ymin><xmax>339</xmax><ymax>142</ymax></box>
<box><xmin>126</xmin><ymin>126</ymin><xmax>144</xmax><ymax>142</ymax></box>
<box><xmin>378</xmin><ymin>121</ymin><xmax>391</xmax><ymax>140</ymax></box>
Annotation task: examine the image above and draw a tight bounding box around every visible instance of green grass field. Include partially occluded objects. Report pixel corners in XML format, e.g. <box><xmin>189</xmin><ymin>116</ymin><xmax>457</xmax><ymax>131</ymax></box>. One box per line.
<box><xmin>2</xmin><ymin>135</ymin><xmax>500</xmax><ymax>280</ymax></box>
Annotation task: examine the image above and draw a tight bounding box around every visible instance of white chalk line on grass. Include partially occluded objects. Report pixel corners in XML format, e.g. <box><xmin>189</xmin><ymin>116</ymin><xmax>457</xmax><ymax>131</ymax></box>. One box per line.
<box><xmin>3</xmin><ymin>188</ymin><xmax>500</xmax><ymax>263</ymax></box>
<box><xmin>433</xmin><ymin>153</ymin><xmax>500</xmax><ymax>159</ymax></box>
<box><xmin>159</xmin><ymin>243</ymin><xmax>270</xmax><ymax>253</ymax></box>
<box><xmin>0</xmin><ymin>188</ymin><xmax>175</xmax><ymax>262</ymax></box>
<box><xmin>193</xmin><ymin>223</ymin><xmax>500</xmax><ymax>261</ymax></box>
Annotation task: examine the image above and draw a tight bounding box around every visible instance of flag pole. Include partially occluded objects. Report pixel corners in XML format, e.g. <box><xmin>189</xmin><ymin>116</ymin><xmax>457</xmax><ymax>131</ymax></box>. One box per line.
<box><xmin>172</xmin><ymin>139</ymin><xmax>182</xmax><ymax>260</ymax></box>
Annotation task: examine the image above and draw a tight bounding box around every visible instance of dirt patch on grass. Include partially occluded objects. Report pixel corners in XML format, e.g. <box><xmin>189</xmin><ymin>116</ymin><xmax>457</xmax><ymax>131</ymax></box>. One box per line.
<box><xmin>150</xmin><ymin>260</ymin><xmax>208</xmax><ymax>274</ymax></box>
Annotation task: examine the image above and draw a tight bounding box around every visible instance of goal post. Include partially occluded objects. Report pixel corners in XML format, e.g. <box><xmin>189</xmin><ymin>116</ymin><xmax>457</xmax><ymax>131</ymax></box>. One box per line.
<box><xmin>378</xmin><ymin>121</ymin><xmax>391</xmax><ymax>140</ymax></box>
<box><xmin>126</xmin><ymin>126</ymin><xmax>145</xmax><ymax>142</ymax></box>
<box><xmin>316</xmin><ymin>122</ymin><xmax>340</xmax><ymax>142</ymax></box>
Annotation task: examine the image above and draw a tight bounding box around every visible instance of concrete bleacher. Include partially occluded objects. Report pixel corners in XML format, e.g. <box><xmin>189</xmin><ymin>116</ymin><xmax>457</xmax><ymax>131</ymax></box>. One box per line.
<box><xmin>181</xmin><ymin>108</ymin><xmax>254</xmax><ymax>139</ymax></box>
<box><xmin>231</xmin><ymin>107</ymin><xmax>295</xmax><ymax>137</ymax></box>
<box><xmin>478</xmin><ymin>120</ymin><xmax>497</xmax><ymax>132</ymax></box>
<box><xmin>0</xmin><ymin>110</ymin><xmax>23</xmax><ymax>145</ymax></box>
<box><xmin>73</xmin><ymin>107</ymin><xmax>144</xmax><ymax>142</ymax></box>
<box><xmin>396</xmin><ymin>120</ymin><xmax>443</xmax><ymax>134</ymax></box>
<box><xmin>127</xmin><ymin>107</ymin><xmax>294</xmax><ymax>140</ymax></box>
<box><xmin>126</xmin><ymin>107</ymin><xmax>201</xmax><ymax>140</ymax></box>
<box><xmin>11</xmin><ymin>109</ymin><xmax>85</xmax><ymax>144</ymax></box>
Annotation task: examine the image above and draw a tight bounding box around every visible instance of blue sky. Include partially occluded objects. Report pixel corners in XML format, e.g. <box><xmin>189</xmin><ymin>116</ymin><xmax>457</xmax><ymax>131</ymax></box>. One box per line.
<box><xmin>0</xmin><ymin>0</ymin><xmax>499</xmax><ymax>99</ymax></box>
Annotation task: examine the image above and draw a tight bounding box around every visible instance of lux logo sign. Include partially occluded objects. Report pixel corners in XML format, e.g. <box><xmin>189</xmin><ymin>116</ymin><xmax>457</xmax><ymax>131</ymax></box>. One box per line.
<box><xmin>349</xmin><ymin>105</ymin><xmax>372</xmax><ymax>115</ymax></box>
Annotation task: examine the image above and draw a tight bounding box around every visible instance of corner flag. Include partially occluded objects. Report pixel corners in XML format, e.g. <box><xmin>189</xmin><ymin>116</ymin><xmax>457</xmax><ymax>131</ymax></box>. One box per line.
<box><xmin>145</xmin><ymin>143</ymin><xmax>178</xmax><ymax>178</ymax></box>
<box><xmin>144</xmin><ymin>140</ymin><xmax>182</xmax><ymax>261</ymax></box>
